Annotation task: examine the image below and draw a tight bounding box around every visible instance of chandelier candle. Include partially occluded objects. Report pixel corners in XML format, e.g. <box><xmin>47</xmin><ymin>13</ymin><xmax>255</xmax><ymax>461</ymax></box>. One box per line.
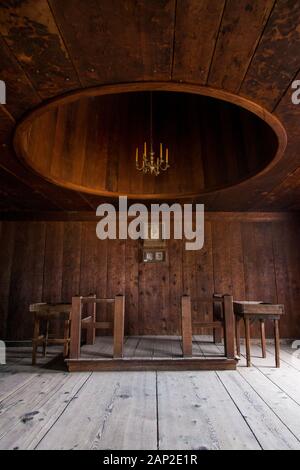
<box><xmin>135</xmin><ymin>92</ymin><xmax>170</xmax><ymax>176</ymax></box>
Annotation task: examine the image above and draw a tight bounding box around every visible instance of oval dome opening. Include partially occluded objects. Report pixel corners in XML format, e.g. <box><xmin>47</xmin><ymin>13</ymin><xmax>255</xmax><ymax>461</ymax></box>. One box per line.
<box><xmin>14</xmin><ymin>85</ymin><xmax>285</xmax><ymax>199</ymax></box>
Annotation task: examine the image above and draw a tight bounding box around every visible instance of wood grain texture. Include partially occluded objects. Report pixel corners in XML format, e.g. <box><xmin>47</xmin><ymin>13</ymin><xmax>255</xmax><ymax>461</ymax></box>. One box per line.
<box><xmin>0</xmin><ymin>222</ymin><xmax>15</xmax><ymax>338</ymax></box>
<box><xmin>0</xmin><ymin>2</ymin><xmax>299</xmax><ymax>211</ymax></box>
<box><xmin>208</xmin><ymin>0</ymin><xmax>275</xmax><ymax>92</ymax></box>
<box><xmin>0</xmin><ymin>0</ymin><xmax>80</xmax><ymax>98</ymax></box>
<box><xmin>49</xmin><ymin>0</ymin><xmax>175</xmax><ymax>85</ymax></box>
<box><xmin>0</xmin><ymin>35</ymin><xmax>40</xmax><ymax>118</ymax></box>
<box><xmin>1</xmin><ymin>214</ymin><xmax>299</xmax><ymax>341</ymax></box>
<box><xmin>172</xmin><ymin>0</ymin><xmax>225</xmax><ymax>83</ymax></box>
<box><xmin>240</xmin><ymin>0</ymin><xmax>300</xmax><ymax>110</ymax></box>
<box><xmin>6</xmin><ymin>222</ymin><xmax>46</xmax><ymax>340</ymax></box>
<box><xmin>16</xmin><ymin>89</ymin><xmax>281</xmax><ymax>199</ymax></box>
<box><xmin>61</xmin><ymin>222</ymin><xmax>82</xmax><ymax>301</ymax></box>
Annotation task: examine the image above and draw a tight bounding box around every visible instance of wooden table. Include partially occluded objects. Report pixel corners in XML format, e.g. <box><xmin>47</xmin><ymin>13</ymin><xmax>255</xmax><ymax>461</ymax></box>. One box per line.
<box><xmin>234</xmin><ymin>301</ymin><xmax>284</xmax><ymax>368</ymax></box>
<box><xmin>30</xmin><ymin>303</ymin><xmax>72</xmax><ymax>365</ymax></box>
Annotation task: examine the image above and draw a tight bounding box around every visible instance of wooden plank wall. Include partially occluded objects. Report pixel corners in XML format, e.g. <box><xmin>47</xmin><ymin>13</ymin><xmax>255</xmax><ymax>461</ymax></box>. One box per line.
<box><xmin>0</xmin><ymin>214</ymin><xmax>299</xmax><ymax>340</ymax></box>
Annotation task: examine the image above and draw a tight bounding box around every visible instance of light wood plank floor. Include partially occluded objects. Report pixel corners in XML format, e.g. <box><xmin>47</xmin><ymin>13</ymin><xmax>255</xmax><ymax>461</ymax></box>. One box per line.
<box><xmin>1</xmin><ymin>336</ymin><xmax>300</xmax><ymax>450</ymax></box>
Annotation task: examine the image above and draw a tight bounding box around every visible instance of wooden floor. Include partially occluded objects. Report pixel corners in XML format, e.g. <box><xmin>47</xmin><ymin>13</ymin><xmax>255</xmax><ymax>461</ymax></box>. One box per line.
<box><xmin>1</xmin><ymin>336</ymin><xmax>300</xmax><ymax>450</ymax></box>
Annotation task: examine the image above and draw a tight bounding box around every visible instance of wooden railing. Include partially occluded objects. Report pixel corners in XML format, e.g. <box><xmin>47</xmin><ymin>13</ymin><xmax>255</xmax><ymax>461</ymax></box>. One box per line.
<box><xmin>69</xmin><ymin>295</ymin><xmax>125</xmax><ymax>360</ymax></box>
<box><xmin>181</xmin><ymin>294</ymin><xmax>235</xmax><ymax>360</ymax></box>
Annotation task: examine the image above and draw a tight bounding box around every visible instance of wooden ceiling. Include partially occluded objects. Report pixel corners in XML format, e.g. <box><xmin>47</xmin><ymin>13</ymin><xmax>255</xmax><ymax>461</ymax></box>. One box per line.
<box><xmin>0</xmin><ymin>0</ymin><xmax>300</xmax><ymax>213</ymax></box>
<box><xmin>15</xmin><ymin>88</ymin><xmax>282</xmax><ymax>199</ymax></box>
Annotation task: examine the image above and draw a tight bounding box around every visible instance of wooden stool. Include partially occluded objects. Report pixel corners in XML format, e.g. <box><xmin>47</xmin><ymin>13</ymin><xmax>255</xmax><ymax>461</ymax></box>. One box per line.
<box><xmin>30</xmin><ymin>303</ymin><xmax>72</xmax><ymax>365</ymax></box>
<box><xmin>234</xmin><ymin>301</ymin><xmax>284</xmax><ymax>368</ymax></box>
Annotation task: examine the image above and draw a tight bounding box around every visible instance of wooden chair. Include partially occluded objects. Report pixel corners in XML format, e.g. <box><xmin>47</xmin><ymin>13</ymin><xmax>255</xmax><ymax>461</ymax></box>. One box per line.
<box><xmin>69</xmin><ymin>295</ymin><xmax>125</xmax><ymax>360</ymax></box>
<box><xmin>181</xmin><ymin>294</ymin><xmax>235</xmax><ymax>359</ymax></box>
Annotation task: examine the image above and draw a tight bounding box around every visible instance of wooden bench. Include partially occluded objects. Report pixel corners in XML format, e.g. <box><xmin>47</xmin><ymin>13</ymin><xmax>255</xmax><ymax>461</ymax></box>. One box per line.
<box><xmin>181</xmin><ymin>294</ymin><xmax>235</xmax><ymax>360</ymax></box>
<box><xmin>69</xmin><ymin>295</ymin><xmax>125</xmax><ymax>360</ymax></box>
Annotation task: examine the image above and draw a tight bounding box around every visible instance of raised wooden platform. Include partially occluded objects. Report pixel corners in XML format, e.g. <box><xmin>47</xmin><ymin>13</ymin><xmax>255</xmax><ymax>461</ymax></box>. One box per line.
<box><xmin>67</xmin><ymin>358</ymin><xmax>237</xmax><ymax>371</ymax></box>
<box><xmin>66</xmin><ymin>336</ymin><xmax>238</xmax><ymax>371</ymax></box>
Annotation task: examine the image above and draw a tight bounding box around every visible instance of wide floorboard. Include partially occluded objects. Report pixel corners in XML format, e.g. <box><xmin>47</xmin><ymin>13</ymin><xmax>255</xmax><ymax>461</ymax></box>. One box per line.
<box><xmin>1</xmin><ymin>336</ymin><xmax>300</xmax><ymax>450</ymax></box>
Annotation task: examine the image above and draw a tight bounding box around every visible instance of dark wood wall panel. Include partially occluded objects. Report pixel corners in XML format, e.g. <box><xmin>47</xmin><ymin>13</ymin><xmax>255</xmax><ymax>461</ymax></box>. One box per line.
<box><xmin>6</xmin><ymin>222</ymin><xmax>46</xmax><ymax>340</ymax></box>
<box><xmin>61</xmin><ymin>222</ymin><xmax>82</xmax><ymax>301</ymax></box>
<box><xmin>0</xmin><ymin>215</ymin><xmax>299</xmax><ymax>340</ymax></box>
<box><xmin>0</xmin><ymin>221</ymin><xmax>15</xmax><ymax>338</ymax></box>
<box><xmin>43</xmin><ymin>222</ymin><xmax>64</xmax><ymax>304</ymax></box>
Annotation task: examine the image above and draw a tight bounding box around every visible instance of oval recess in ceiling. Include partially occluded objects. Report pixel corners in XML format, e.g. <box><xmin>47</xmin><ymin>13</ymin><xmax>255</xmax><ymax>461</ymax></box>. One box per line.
<box><xmin>14</xmin><ymin>82</ymin><xmax>287</xmax><ymax>200</ymax></box>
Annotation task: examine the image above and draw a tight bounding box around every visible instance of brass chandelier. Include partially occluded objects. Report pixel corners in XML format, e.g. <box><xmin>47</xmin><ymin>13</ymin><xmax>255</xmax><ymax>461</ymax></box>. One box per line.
<box><xmin>135</xmin><ymin>92</ymin><xmax>170</xmax><ymax>176</ymax></box>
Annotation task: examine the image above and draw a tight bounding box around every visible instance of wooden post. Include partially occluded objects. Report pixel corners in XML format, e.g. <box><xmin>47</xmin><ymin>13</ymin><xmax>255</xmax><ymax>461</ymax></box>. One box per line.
<box><xmin>113</xmin><ymin>295</ymin><xmax>125</xmax><ymax>358</ymax></box>
<box><xmin>181</xmin><ymin>295</ymin><xmax>192</xmax><ymax>357</ymax></box>
<box><xmin>213</xmin><ymin>327</ymin><xmax>222</xmax><ymax>344</ymax></box>
<box><xmin>69</xmin><ymin>297</ymin><xmax>82</xmax><ymax>360</ymax></box>
<box><xmin>235</xmin><ymin>316</ymin><xmax>241</xmax><ymax>357</ymax></box>
<box><xmin>223</xmin><ymin>295</ymin><xmax>235</xmax><ymax>360</ymax></box>
<box><xmin>244</xmin><ymin>318</ymin><xmax>251</xmax><ymax>367</ymax></box>
<box><xmin>86</xmin><ymin>294</ymin><xmax>96</xmax><ymax>345</ymax></box>
<box><xmin>213</xmin><ymin>294</ymin><xmax>223</xmax><ymax>344</ymax></box>
<box><xmin>260</xmin><ymin>320</ymin><xmax>266</xmax><ymax>358</ymax></box>
<box><xmin>63</xmin><ymin>320</ymin><xmax>70</xmax><ymax>357</ymax></box>
<box><xmin>274</xmin><ymin>319</ymin><xmax>280</xmax><ymax>368</ymax></box>
<box><xmin>32</xmin><ymin>315</ymin><xmax>40</xmax><ymax>365</ymax></box>
<box><xmin>43</xmin><ymin>320</ymin><xmax>49</xmax><ymax>357</ymax></box>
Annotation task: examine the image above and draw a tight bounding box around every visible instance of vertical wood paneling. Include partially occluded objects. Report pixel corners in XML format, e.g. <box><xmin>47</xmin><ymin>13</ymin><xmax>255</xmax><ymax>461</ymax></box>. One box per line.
<box><xmin>80</xmin><ymin>222</ymin><xmax>108</xmax><ymax>333</ymax></box>
<box><xmin>242</xmin><ymin>223</ymin><xmax>277</xmax><ymax>303</ymax></box>
<box><xmin>0</xmin><ymin>217</ymin><xmax>299</xmax><ymax>339</ymax></box>
<box><xmin>183</xmin><ymin>221</ymin><xmax>214</xmax><ymax>333</ymax></box>
<box><xmin>168</xmin><ymin>239</ymin><xmax>183</xmax><ymax>334</ymax></box>
<box><xmin>125</xmin><ymin>238</ymin><xmax>139</xmax><ymax>335</ymax></box>
<box><xmin>7</xmin><ymin>222</ymin><xmax>46</xmax><ymax>340</ymax></box>
<box><xmin>196</xmin><ymin>221</ymin><xmax>214</xmax><ymax>332</ymax></box>
<box><xmin>212</xmin><ymin>221</ymin><xmax>233</xmax><ymax>294</ymax></box>
<box><xmin>42</xmin><ymin>222</ymin><xmax>64</xmax><ymax>337</ymax></box>
<box><xmin>242</xmin><ymin>222</ymin><xmax>277</xmax><ymax>336</ymax></box>
<box><xmin>106</xmin><ymin>239</ymin><xmax>126</xmax><ymax>328</ymax></box>
<box><xmin>272</xmin><ymin>220</ymin><xmax>300</xmax><ymax>338</ymax></box>
<box><xmin>0</xmin><ymin>222</ymin><xmax>15</xmax><ymax>339</ymax></box>
<box><xmin>139</xmin><ymin>260</ymin><xmax>170</xmax><ymax>335</ymax></box>
<box><xmin>61</xmin><ymin>222</ymin><xmax>82</xmax><ymax>301</ymax></box>
<box><xmin>43</xmin><ymin>222</ymin><xmax>64</xmax><ymax>303</ymax></box>
<box><xmin>80</xmin><ymin>222</ymin><xmax>99</xmax><ymax>296</ymax></box>
<box><xmin>229</xmin><ymin>222</ymin><xmax>246</xmax><ymax>301</ymax></box>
